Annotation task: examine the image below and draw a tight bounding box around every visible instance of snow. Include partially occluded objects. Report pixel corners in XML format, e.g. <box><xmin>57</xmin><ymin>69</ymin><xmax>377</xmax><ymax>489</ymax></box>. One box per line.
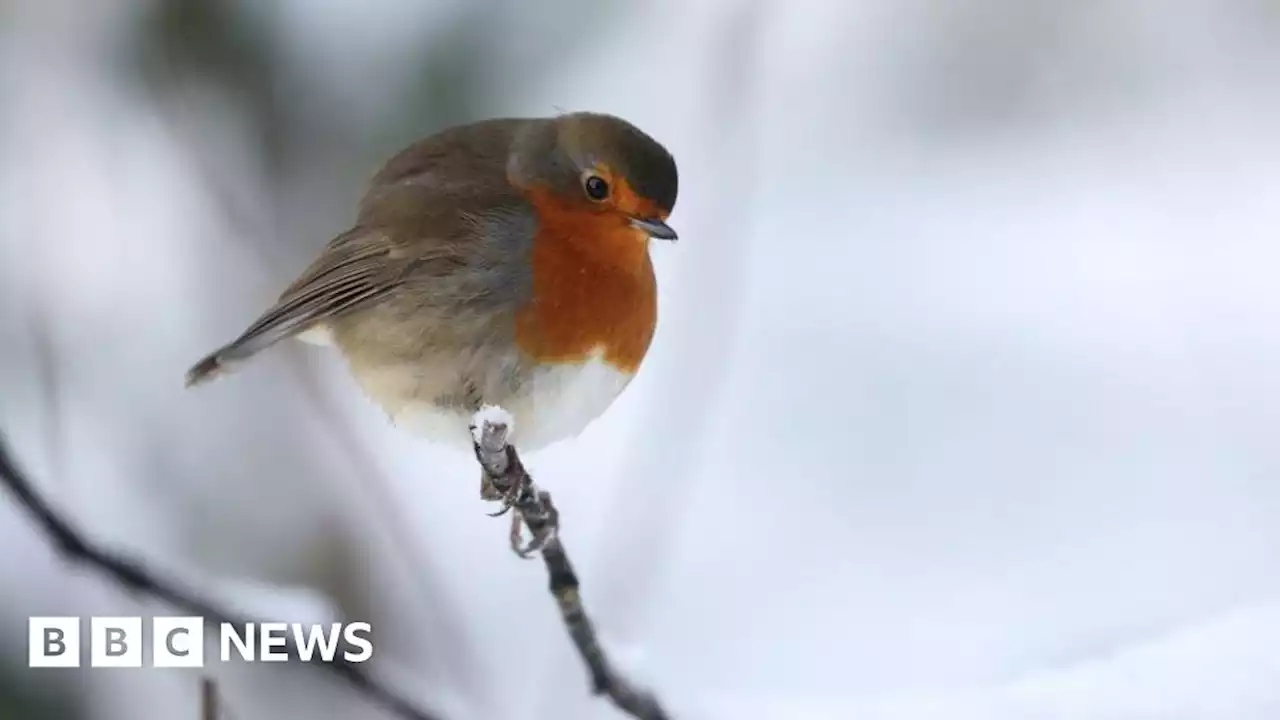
<box><xmin>470</xmin><ymin>405</ymin><xmax>515</xmax><ymax>443</ymax></box>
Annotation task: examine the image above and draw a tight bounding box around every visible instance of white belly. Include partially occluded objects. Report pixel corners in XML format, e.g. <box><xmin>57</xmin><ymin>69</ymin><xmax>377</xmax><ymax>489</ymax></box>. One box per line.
<box><xmin>392</xmin><ymin>350</ymin><xmax>635</xmax><ymax>453</ymax></box>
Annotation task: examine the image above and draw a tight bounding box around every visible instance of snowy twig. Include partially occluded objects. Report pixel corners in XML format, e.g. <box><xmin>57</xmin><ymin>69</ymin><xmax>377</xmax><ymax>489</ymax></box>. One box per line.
<box><xmin>0</xmin><ymin>432</ymin><xmax>443</xmax><ymax>720</ymax></box>
<box><xmin>470</xmin><ymin>408</ymin><xmax>670</xmax><ymax>720</ymax></box>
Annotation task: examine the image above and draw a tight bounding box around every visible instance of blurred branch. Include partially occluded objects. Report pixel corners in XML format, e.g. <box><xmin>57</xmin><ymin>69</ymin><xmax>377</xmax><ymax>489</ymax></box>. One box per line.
<box><xmin>0</xmin><ymin>433</ymin><xmax>444</xmax><ymax>720</ymax></box>
<box><xmin>200</xmin><ymin>677</ymin><xmax>218</xmax><ymax>720</ymax></box>
<box><xmin>132</xmin><ymin>0</ymin><xmax>286</xmax><ymax>173</ymax></box>
<box><xmin>27</xmin><ymin>289</ymin><xmax>66</xmax><ymax>490</ymax></box>
<box><xmin>470</xmin><ymin>409</ymin><xmax>669</xmax><ymax>720</ymax></box>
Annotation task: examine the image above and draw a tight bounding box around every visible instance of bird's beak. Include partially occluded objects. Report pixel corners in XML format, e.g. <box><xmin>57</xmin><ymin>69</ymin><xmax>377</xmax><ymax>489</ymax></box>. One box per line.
<box><xmin>630</xmin><ymin>216</ymin><xmax>678</xmax><ymax>241</ymax></box>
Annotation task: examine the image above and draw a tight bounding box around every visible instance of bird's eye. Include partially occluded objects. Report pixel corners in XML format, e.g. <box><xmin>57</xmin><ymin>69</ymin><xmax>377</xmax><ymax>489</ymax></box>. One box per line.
<box><xmin>583</xmin><ymin>174</ymin><xmax>610</xmax><ymax>201</ymax></box>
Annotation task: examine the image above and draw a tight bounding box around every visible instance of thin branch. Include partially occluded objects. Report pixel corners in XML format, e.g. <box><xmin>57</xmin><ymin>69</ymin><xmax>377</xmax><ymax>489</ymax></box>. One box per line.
<box><xmin>0</xmin><ymin>432</ymin><xmax>443</xmax><ymax>720</ymax></box>
<box><xmin>201</xmin><ymin>677</ymin><xmax>219</xmax><ymax>720</ymax></box>
<box><xmin>470</xmin><ymin>408</ymin><xmax>670</xmax><ymax>720</ymax></box>
<box><xmin>26</xmin><ymin>268</ymin><xmax>67</xmax><ymax>491</ymax></box>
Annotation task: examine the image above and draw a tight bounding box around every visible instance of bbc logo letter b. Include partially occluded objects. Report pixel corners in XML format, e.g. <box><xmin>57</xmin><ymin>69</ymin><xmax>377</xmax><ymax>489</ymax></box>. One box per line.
<box><xmin>29</xmin><ymin>617</ymin><xmax>80</xmax><ymax>668</ymax></box>
<box><xmin>91</xmin><ymin>617</ymin><xmax>142</xmax><ymax>667</ymax></box>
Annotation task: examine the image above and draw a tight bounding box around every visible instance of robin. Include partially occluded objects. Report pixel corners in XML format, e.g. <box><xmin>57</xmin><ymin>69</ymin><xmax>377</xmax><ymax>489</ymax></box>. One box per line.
<box><xmin>186</xmin><ymin>111</ymin><xmax>678</xmax><ymax>466</ymax></box>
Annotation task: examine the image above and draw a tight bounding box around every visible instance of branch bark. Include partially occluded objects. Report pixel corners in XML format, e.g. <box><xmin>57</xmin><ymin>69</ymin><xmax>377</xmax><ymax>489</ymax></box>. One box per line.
<box><xmin>471</xmin><ymin>409</ymin><xmax>670</xmax><ymax>720</ymax></box>
<box><xmin>0</xmin><ymin>433</ymin><xmax>442</xmax><ymax>720</ymax></box>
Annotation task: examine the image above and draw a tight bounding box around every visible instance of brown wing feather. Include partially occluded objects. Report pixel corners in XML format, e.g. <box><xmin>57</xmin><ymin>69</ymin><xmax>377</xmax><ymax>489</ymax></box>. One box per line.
<box><xmin>185</xmin><ymin>230</ymin><xmax>404</xmax><ymax>386</ymax></box>
<box><xmin>185</xmin><ymin>118</ymin><xmax>533</xmax><ymax>388</ymax></box>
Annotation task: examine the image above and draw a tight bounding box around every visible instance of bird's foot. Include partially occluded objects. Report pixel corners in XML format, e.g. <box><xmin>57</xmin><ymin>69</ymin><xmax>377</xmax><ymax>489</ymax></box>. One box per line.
<box><xmin>480</xmin><ymin>470</ymin><xmax>522</xmax><ymax>517</ymax></box>
<box><xmin>509</xmin><ymin>489</ymin><xmax>558</xmax><ymax>558</ymax></box>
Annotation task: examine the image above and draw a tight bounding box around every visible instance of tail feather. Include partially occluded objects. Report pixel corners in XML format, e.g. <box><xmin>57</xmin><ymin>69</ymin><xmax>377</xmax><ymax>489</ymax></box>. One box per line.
<box><xmin>186</xmin><ymin>317</ymin><xmax>338</xmax><ymax>388</ymax></box>
<box><xmin>185</xmin><ymin>323</ymin><xmax>285</xmax><ymax>386</ymax></box>
<box><xmin>185</xmin><ymin>344</ymin><xmax>247</xmax><ymax>388</ymax></box>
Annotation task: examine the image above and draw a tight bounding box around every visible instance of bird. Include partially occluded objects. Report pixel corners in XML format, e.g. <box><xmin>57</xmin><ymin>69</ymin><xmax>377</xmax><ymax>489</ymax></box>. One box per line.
<box><xmin>185</xmin><ymin>111</ymin><xmax>679</xmax><ymax>462</ymax></box>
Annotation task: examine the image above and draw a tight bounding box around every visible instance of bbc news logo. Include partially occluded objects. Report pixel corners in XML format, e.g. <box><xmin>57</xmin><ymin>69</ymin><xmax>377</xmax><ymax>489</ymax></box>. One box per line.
<box><xmin>28</xmin><ymin>617</ymin><xmax>373</xmax><ymax>668</ymax></box>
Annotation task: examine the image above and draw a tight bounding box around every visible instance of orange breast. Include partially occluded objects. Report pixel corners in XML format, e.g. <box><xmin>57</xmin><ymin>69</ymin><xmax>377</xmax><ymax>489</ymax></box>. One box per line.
<box><xmin>514</xmin><ymin>186</ymin><xmax>657</xmax><ymax>373</ymax></box>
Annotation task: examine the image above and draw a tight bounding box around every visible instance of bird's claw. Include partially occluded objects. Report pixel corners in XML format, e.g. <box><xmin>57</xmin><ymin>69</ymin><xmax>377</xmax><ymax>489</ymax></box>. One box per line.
<box><xmin>479</xmin><ymin>471</ymin><xmax>522</xmax><ymax>517</ymax></box>
<box><xmin>477</xmin><ymin>461</ymin><xmax>556</xmax><ymax>558</ymax></box>
<box><xmin>510</xmin><ymin>490</ymin><xmax>558</xmax><ymax>558</ymax></box>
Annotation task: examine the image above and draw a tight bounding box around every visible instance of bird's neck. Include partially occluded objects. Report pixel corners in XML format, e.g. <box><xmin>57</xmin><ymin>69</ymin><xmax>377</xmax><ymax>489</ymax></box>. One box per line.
<box><xmin>516</xmin><ymin>186</ymin><xmax>657</xmax><ymax>373</ymax></box>
<box><xmin>522</xmin><ymin>185</ymin><xmax>651</xmax><ymax>273</ymax></box>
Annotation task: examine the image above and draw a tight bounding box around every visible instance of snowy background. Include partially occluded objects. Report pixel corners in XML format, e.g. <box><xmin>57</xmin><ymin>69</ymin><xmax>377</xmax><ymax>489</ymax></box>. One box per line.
<box><xmin>2</xmin><ymin>0</ymin><xmax>1279</xmax><ymax>718</ymax></box>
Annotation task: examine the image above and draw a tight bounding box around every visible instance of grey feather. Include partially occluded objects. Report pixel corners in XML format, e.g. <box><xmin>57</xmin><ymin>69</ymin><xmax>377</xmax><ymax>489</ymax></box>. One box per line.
<box><xmin>185</xmin><ymin>231</ymin><xmax>398</xmax><ymax>386</ymax></box>
<box><xmin>185</xmin><ymin>183</ymin><xmax>536</xmax><ymax>389</ymax></box>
